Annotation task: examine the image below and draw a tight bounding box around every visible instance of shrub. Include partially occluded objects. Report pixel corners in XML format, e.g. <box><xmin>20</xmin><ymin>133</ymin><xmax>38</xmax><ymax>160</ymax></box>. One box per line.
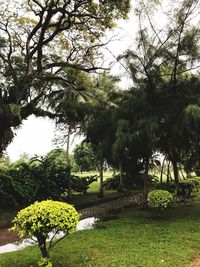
<box><xmin>71</xmin><ymin>175</ymin><xmax>98</xmax><ymax>194</ymax></box>
<box><xmin>155</xmin><ymin>182</ymin><xmax>176</xmax><ymax>193</ymax></box>
<box><xmin>103</xmin><ymin>173</ymin><xmax>158</xmax><ymax>191</ymax></box>
<box><xmin>103</xmin><ymin>175</ymin><xmax>119</xmax><ymax>190</ymax></box>
<box><xmin>188</xmin><ymin>178</ymin><xmax>200</xmax><ymax>191</ymax></box>
<box><xmin>11</xmin><ymin>200</ymin><xmax>79</xmax><ymax>263</ymax></box>
<box><xmin>148</xmin><ymin>190</ymin><xmax>173</xmax><ymax>210</ymax></box>
<box><xmin>177</xmin><ymin>180</ymin><xmax>195</xmax><ymax>198</ymax></box>
<box><xmin>0</xmin><ymin>171</ymin><xmax>18</xmax><ymax>207</ymax></box>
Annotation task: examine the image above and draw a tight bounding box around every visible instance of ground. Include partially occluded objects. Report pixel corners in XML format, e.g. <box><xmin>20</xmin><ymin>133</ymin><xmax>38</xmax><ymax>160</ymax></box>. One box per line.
<box><xmin>190</xmin><ymin>253</ymin><xmax>200</xmax><ymax>267</ymax></box>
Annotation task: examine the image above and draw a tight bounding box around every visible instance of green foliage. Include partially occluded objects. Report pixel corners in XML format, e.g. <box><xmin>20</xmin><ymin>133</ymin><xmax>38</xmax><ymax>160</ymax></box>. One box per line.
<box><xmin>73</xmin><ymin>142</ymin><xmax>98</xmax><ymax>172</ymax></box>
<box><xmin>12</xmin><ymin>200</ymin><xmax>79</xmax><ymax>260</ymax></box>
<box><xmin>148</xmin><ymin>190</ymin><xmax>173</xmax><ymax>210</ymax></box>
<box><xmin>0</xmin><ymin>149</ymin><xmax>100</xmax><ymax>207</ymax></box>
<box><xmin>103</xmin><ymin>173</ymin><xmax>158</xmax><ymax>190</ymax></box>
<box><xmin>12</xmin><ymin>200</ymin><xmax>79</xmax><ymax>238</ymax></box>
<box><xmin>155</xmin><ymin>182</ymin><xmax>177</xmax><ymax>193</ymax></box>
<box><xmin>189</xmin><ymin>178</ymin><xmax>200</xmax><ymax>191</ymax></box>
<box><xmin>71</xmin><ymin>175</ymin><xmax>98</xmax><ymax>194</ymax></box>
<box><xmin>0</xmin><ymin>0</ymin><xmax>131</xmax><ymax>155</ymax></box>
<box><xmin>0</xmin><ymin>155</ymin><xmax>10</xmax><ymax>170</ymax></box>
<box><xmin>177</xmin><ymin>180</ymin><xmax>195</xmax><ymax>198</ymax></box>
<box><xmin>0</xmin><ymin>171</ymin><xmax>17</xmax><ymax>206</ymax></box>
<box><xmin>38</xmin><ymin>258</ymin><xmax>52</xmax><ymax>267</ymax></box>
<box><xmin>185</xmin><ymin>105</ymin><xmax>200</xmax><ymax>120</ymax></box>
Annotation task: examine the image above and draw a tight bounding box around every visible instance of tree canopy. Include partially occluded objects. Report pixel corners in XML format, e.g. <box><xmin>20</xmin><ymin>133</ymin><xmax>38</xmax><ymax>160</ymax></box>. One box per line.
<box><xmin>0</xmin><ymin>0</ymin><xmax>131</xmax><ymax>155</ymax></box>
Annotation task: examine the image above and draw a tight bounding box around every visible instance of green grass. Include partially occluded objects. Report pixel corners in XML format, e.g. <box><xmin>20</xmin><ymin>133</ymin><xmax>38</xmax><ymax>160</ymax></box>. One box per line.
<box><xmin>1</xmin><ymin>203</ymin><xmax>200</xmax><ymax>266</ymax></box>
<box><xmin>72</xmin><ymin>171</ymin><xmax>113</xmax><ymax>193</ymax></box>
<box><xmin>88</xmin><ymin>171</ymin><xmax>113</xmax><ymax>193</ymax></box>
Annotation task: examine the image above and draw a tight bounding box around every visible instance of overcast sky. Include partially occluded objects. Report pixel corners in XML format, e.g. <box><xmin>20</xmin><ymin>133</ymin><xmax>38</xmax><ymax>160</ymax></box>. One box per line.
<box><xmin>6</xmin><ymin>4</ymin><xmax>137</xmax><ymax>162</ymax></box>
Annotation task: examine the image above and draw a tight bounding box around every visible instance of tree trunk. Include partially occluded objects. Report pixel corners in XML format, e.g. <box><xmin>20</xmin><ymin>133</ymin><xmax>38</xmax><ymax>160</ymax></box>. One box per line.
<box><xmin>179</xmin><ymin>165</ymin><xmax>186</xmax><ymax>180</ymax></box>
<box><xmin>171</xmin><ymin>156</ymin><xmax>179</xmax><ymax>184</ymax></box>
<box><xmin>98</xmin><ymin>160</ymin><xmax>104</xmax><ymax>197</ymax></box>
<box><xmin>0</xmin><ymin>145</ymin><xmax>3</xmax><ymax>158</ymax></box>
<box><xmin>66</xmin><ymin>124</ymin><xmax>72</xmax><ymax>196</ymax></box>
<box><xmin>167</xmin><ymin>160</ymin><xmax>170</xmax><ymax>184</ymax></box>
<box><xmin>117</xmin><ymin>162</ymin><xmax>124</xmax><ymax>192</ymax></box>
<box><xmin>37</xmin><ymin>235</ymin><xmax>48</xmax><ymax>259</ymax></box>
<box><xmin>144</xmin><ymin>157</ymin><xmax>150</xmax><ymax>206</ymax></box>
<box><xmin>160</xmin><ymin>156</ymin><xmax>166</xmax><ymax>184</ymax></box>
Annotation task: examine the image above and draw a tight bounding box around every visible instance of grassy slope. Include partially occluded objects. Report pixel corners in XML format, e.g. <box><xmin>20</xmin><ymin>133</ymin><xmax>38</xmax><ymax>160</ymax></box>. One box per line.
<box><xmin>1</xmin><ymin>204</ymin><xmax>200</xmax><ymax>267</ymax></box>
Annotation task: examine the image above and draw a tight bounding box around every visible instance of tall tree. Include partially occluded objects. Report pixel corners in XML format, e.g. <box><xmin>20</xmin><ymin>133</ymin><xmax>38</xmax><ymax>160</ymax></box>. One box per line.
<box><xmin>0</xmin><ymin>0</ymin><xmax>131</xmax><ymax>155</ymax></box>
<box><xmin>120</xmin><ymin>0</ymin><xmax>200</xmax><ymax>183</ymax></box>
<box><xmin>73</xmin><ymin>142</ymin><xmax>97</xmax><ymax>172</ymax></box>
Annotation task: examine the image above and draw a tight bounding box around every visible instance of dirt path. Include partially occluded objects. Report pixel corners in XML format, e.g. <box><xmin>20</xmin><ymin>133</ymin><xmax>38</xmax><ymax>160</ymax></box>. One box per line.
<box><xmin>189</xmin><ymin>253</ymin><xmax>200</xmax><ymax>267</ymax></box>
<box><xmin>0</xmin><ymin>192</ymin><xmax>143</xmax><ymax>246</ymax></box>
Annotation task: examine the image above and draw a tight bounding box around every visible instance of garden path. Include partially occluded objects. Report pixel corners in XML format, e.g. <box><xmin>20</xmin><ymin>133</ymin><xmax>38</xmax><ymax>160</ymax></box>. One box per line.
<box><xmin>0</xmin><ymin>192</ymin><xmax>143</xmax><ymax>246</ymax></box>
<box><xmin>190</xmin><ymin>253</ymin><xmax>200</xmax><ymax>267</ymax></box>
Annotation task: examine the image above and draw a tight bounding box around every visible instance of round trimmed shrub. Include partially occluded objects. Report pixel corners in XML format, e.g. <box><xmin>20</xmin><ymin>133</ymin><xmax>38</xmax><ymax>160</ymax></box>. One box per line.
<box><xmin>12</xmin><ymin>200</ymin><xmax>79</xmax><ymax>262</ymax></box>
<box><xmin>148</xmin><ymin>190</ymin><xmax>173</xmax><ymax>210</ymax></box>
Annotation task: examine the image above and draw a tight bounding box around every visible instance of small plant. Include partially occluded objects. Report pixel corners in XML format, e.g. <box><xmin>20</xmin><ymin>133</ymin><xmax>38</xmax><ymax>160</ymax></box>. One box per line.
<box><xmin>148</xmin><ymin>190</ymin><xmax>173</xmax><ymax>210</ymax></box>
<box><xmin>38</xmin><ymin>258</ymin><xmax>53</xmax><ymax>267</ymax></box>
<box><xmin>11</xmin><ymin>200</ymin><xmax>79</xmax><ymax>265</ymax></box>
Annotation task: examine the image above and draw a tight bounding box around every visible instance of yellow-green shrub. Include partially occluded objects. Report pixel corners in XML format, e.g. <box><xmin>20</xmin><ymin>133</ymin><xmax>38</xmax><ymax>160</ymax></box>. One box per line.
<box><xmin>12</xmin><ymin>200</ymin><xmax>79</xmax><ymax>263</ymax></box>
<box><xmin>148</xmin><ymin>190</ymin><xmax>173</xmax><ymax>210</ymax></box>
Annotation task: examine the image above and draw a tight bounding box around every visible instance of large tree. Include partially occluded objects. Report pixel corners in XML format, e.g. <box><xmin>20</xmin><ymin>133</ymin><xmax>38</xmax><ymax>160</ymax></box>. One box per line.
<box><xmin>73</xmin><ymin>142</ymin><xmax>97</xmax><ymax>172</ymax></box>
<box><xmin>120</xmin><ymin>0</ymin><xmax>200</xmax><ymax>183</ymax></box>
<box><xmin>0</xmin><ymin>0</ymin><xmax>130</xmax><ymax>155</ymax></box>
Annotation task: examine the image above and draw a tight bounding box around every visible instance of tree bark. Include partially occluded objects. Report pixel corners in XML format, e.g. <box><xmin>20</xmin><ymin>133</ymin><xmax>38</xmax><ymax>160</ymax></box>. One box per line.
<box><xmin>144</xmin><ymin>157</ymin><xmax>150</xmax><ymax>206</ymax></box>
<box><xmin>117</xmin><ymin>161</ymin><xmax>124</xmax><ymax>192</ymax></box>
<box><xmin>98</xmin><ymin>160</ymin><xmax>104</xmax><ymax>198</ymax></box>
<box><xmin>171</xmin><ymin>156</ymin><xmax>179</xmax><ymax>184</ymax></box>
<box><xmin>160</xmin><ymin>156</ymin><xmax>166</xmax><ymax>184</ymax></box>
<box><xmin>179</xmin><ymin>165</ymin><xmax>186</xmax><ymax>180</ymax></box>
<box><xmin>167</xmin><ymin>160</ymin><xmax>170</xmax><ymax>184</ymax></box>
<box><xmin>0</xmin><ymin>145</ymin><xmax>3</xmax><ymax>158</ymax></box>
<box><xmin>37</xmin><ymin>235</ymin><xmax>49</xmax><ymax>259</ymax></box>
<box><xmin>66</xmin><ymin>124</ymin><xmax>72</xmax><ymax>196</ymax></box>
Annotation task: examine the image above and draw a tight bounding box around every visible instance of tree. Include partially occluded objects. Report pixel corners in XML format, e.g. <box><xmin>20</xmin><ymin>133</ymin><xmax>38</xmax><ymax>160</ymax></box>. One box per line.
<box><xmin>120</xmin><ymin>0</ymin><xmax>200</xmax><ymax>184</ymax></box>
<box><xmin>0</xmin><ymin>0</ymin><xmax>131</xmax><ymax>156</ymax></box>
<box><xmin>12</xmin><ymin>200</ymin><xmax>79</xmax><ymax>263</ymax></box>
<box><xmin>83</xmin><ymin>74</ymin><xmax>121</xmax><ymax>197</ymax></box>
<box><xmin>73</xmin><ymin>142</ymin><xmax>97</xmax><ymax>172</ymax></box>
<box><xmin>0</xmin><ymin>154</ymin><xmax>10</xmax><ymax>170</ymax></box>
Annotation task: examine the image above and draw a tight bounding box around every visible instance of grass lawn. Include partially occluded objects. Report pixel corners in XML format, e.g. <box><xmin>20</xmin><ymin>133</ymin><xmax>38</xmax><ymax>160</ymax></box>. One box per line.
<box><xmin>1</xmin><ymin>202</ymin><xmax>200</xmax><ymax>266</ymax></box>
<box><xmin>72</xmin><ymin>171</ymin><xmax>113</xmax><ymax>193</ymax></box>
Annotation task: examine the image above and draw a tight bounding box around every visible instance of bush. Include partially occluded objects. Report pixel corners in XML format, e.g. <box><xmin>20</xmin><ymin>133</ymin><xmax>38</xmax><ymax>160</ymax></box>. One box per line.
<box><xmin>189</xmin><ymin>178</ymin><xmax>200</xmax><ymax>191</ymax></box>
<box><xmin>103</xmin><ymin>175</ymin><xmax>119</xmax><ymax>190</ymax></box>
<box><xmin>155</xmin><ymin>182</ymin><xmax>176</xmax><ymax>193</ymax></box>
<box><xmin>0</xmin><ymin>171</ymin><xmax>18</xmax><ymax>207</ymax></box>
<box><xmin>148</xmin><ymin>190</ymin><xmax>173</xmax><ymax>210</ymax></box>
<box><xmin>0</xmin><ymin>149</ymin><xmax>73</xmax><ymax>207</ymax></box>
<box><xmin>12</xmin><ymin>200</ymin><xmax>79</xmax><ymax>262</ymax></box>
<box><xmin>71</xmin><ymin>175</ymin><xmax>98</xmax><ymax>194</ymax></box>
<box><xmin>177</xmin><ymin>180</ymin><xmax>195</xmax><ymax>198</ymax></box>
<box><xmin>103</xmin><ymin>173</ymin><xmax>158</xmax><ymax>191</ymax></box>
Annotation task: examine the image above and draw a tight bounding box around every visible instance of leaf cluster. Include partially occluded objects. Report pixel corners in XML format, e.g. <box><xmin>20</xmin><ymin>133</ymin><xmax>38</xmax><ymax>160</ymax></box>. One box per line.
<box><xmin>12</xmin><ymin>200</ymin><xmax>79</xmax><ymax>239</ymax></box>
<box><xmin>148</xmin><ymin>189</ymin><xmax>173</xmax><ymax>209</ymax></box>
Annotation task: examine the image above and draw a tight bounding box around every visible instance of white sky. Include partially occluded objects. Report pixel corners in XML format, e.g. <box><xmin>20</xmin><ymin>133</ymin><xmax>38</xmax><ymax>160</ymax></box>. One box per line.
<box><xmin>6</xmin><ymin>3</ymin><xmax>138</xmax><ymax>161</ymax></box>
